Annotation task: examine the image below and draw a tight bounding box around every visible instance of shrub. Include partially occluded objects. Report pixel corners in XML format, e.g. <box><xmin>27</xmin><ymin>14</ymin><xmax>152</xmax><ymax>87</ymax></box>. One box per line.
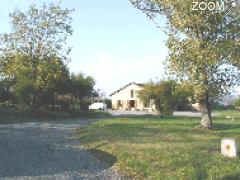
<box><xmin>234</xmin><ymin>99</ymin><xmax>240</xmax><ymax>107</ymax></box>
<box><xmin>103</xmin><ymin>98</ymin><xmax>112</xmax><ymax>109</ymax></box>
<box><xmin>56</xmin><ymin>94</ymin><xmax>75</xmax><ymax>111</ymax></box>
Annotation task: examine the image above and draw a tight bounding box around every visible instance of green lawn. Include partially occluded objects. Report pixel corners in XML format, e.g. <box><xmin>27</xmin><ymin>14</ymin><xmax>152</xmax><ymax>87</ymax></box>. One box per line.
<box><xmin>77</xmin><ymin>111</ymin><xmax>240</xmax><ymax>179</ymax></box>
<box><xmin>214</xmin><ymin>109</ymin><xmax>240</xmax><ymax>118</ymax></box>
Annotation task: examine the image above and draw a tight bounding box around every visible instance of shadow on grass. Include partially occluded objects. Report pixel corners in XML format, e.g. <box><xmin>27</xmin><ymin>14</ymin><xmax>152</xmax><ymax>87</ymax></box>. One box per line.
<box><xmin>110</xmin><ymin>115</ymin><xmax>196</xmax><ymax>121</ymax></box>
<box><xmin>221</xmin><ymin>173</ymin><xmax>240</xmax><ymax>180</ymax></box>
<box><xmin>89</xmin><ymin>149</ymin><xmax>117</xmax><ymax>167</ymax></box>
<box><xmin>213</xmin><ymin>123</ymin><xmax>240</xmax><ymax>131</ymax></box>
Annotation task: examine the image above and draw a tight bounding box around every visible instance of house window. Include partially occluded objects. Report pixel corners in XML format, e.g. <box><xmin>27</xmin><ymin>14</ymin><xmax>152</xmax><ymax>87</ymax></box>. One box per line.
<box><xmin>117</xmin><ymin>100</ymin><xmax>122</xmax><ymax>107</ymax></box>
<box><xmin>130</xmin><ymin>90</ymin><xmax>134</xmax><ymax>98</ymax></box>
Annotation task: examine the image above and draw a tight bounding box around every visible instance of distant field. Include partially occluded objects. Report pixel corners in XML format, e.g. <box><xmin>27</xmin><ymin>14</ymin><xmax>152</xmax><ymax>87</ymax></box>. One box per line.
<box><xmin>214</xmin><ymin>109</ymin><xmax>240</xmax><ymax>118</ymax></box>
<box><xmin>77</xmin><ymin>110</ymin><xmax>240</xmax><ymax>179</ymax></box>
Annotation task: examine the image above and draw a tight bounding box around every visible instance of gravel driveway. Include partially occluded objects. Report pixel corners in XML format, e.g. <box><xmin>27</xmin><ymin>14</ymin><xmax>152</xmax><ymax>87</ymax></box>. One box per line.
<box><xmin>0</xmin><ymin>119</ymin><xmax>121</xmax><ymax>180</ymax></box>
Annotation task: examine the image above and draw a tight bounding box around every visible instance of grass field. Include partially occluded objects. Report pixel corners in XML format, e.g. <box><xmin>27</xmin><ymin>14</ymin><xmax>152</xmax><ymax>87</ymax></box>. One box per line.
<box><xmin>214</xmin><ymin>109</ymin><xmax>240</xmax><ymax>118</ymax></box>
<box><xmin>77</xmin><ymin>111</ymin><xmax>240</xmax><ymax>179</ymax></box>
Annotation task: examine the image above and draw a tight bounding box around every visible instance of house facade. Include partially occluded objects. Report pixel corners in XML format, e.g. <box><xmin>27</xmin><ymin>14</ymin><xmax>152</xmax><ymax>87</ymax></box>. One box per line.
<box><xmin>110</xmin><ymin>82</ymin><xmax>155</xmax><ymax>111</ymax></box>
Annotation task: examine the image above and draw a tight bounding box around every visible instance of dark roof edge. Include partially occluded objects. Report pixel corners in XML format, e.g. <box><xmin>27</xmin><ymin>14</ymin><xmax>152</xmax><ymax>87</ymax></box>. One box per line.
<box><xmin>109</xmin><ymin>82</ymin><xmax>144</xmax><ymax>96</ymax></box>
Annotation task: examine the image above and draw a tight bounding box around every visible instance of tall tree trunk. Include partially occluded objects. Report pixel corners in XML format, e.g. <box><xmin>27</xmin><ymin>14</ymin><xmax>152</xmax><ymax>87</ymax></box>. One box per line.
<box><xmin>156</xmin><ymin>101</ymin><xmax>163</xmax><ymax>117</ymax></box>
<box><xmin>30</xmin><ymin>44</ymin><xmax>37</xmax><ymax>111</ymax></box>
<box><xmin>201</xmin><ymin>94</ymin><xmax>212</xmax><ymax>129</ymax></box>
<box><xmin>159</xmin><ymin>106</ymin><xmax>163</xmax><ymax>117</ymax></box>
<box><xmin>31</xmin><ymin>65</ymin><xmax>37</xmax><ymax>110</ymax></box>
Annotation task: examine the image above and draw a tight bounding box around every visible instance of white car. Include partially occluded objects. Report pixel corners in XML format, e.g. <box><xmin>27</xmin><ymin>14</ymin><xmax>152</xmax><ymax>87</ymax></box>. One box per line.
<box><xmin>89</xmin><ymin>102</ymin><xmax>107</xmax><ymax>110</ymax></box>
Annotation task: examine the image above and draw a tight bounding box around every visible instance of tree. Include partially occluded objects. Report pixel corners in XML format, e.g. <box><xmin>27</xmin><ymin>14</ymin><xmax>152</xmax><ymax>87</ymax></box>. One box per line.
<box><xmin>0</xmin><ymin>3</ymin><xmax>73</xmax><ymax>109</ymax></box>
<box><xmin>103</xmin><ymin>98</ymin><xmax>112</xmax><ymax>109</ymax></box>
<box><xmin>69</xmin><ymin>73</ymin><xmax>95</xmax><ymax>110</ymax></box>
<box><xmin>234</xmin><ymin>98</ymin><xmax>240</xmax><ymax>107</ymax></box>
<box><xmin>130</xmin><ymin>0</ymin><xmax>240</xmax><ymax>129</ymax></box>
<box><xmin>138</xmin><ymin>80</ymin><xmax>176</xmax><ymax>116</ymax></box>
<box><xmin>0</xmin><ymin>78</ymin><xmax>14</xmax><ymax>103</ymax></box>
<box><xmin>175</xmin><ymin>82</ymin><xmax>195</xmax><ymax>111</ymax></box>
<box><xmin>36</xmin><ymin>59</ymin><xmax>70</xmax><ymax>108</ymax></box>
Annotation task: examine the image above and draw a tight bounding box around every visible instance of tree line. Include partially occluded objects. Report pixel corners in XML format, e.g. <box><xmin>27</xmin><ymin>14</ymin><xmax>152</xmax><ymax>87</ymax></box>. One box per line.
<box><xmin>0</xmin><ymin>3</ymin><xmax>96</xmax><ymax>112</ymax></box>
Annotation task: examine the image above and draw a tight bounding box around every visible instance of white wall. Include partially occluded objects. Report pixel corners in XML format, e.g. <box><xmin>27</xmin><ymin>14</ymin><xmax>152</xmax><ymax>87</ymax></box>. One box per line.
<box><xmin>111</xmin><ymin>84</ymin><xmax>144</xmax><ymax>110</ymax></box>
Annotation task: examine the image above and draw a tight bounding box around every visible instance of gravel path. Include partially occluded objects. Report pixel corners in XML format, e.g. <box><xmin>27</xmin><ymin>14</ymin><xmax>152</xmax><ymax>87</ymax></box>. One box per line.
<box><xmin>0</xmin><ymin>120</ymin><xmax>121</xmax><ymax>180</ymax></box>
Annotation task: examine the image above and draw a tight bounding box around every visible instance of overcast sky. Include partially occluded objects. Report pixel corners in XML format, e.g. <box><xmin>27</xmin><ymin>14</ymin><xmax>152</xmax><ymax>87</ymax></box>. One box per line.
<box><xmin>0</xmin><ymin>0</ymin><xmax>168</xmax><ymax>95</ymax></box>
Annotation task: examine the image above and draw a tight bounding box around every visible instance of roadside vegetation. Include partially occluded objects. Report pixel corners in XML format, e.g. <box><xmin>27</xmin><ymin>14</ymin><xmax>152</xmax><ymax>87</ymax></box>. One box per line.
<box><xmin>0</xmin><ymin>3</ymin><xmax>108</xmax><ymax>121</ymax></box>
<box><xmin>0</xmin><ymin>104</ymin><xmax>110</xmax><ymax>124</ymax></box>
<box><xmin>78</xmin><ymin>110</ymin><xmax>240</xmax><ymax>179</ymax></box>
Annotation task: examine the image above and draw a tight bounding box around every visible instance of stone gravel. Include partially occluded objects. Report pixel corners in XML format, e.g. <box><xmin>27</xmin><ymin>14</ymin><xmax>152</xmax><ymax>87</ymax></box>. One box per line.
<box><xmin>0</xmin><ymin>120</ymin><xmax>122</xmax><ymax>180</ymax></box>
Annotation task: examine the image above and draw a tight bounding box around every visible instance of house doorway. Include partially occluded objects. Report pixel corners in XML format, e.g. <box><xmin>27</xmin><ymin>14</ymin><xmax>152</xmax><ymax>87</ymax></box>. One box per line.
<box><xmin>129</xmin><ymin>100</ymin><xmax>135</xmax><ymax>109</ymax></box>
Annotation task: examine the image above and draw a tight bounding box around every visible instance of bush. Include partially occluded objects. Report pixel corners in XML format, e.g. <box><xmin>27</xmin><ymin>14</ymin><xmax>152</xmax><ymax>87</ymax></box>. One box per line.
<box><xmin>138</xmin><ymin>80</ymin><xmax>176</xmax><ymax>116</ymax></box>
<box><xmin>12</xmin><ymin>75</ymin><xmax>33</xmax><ymax>106</ymax></box>
<box><xmin>79</xmin><ymin>98</ymin><xmax>91</xmax><ymax>111</ymax></box>
<box><xmin>103</xmin><ymin>98</ymin><xmax>112</xmax><ymax>109</ymax></box>
<box><xmin>163</xmin><ymin>104</ymin><xmax>174</xmax><ymax>115</ymax></box>
<box><xmin>56</xmin><ymin>94</ymin><xmax>75</xmax><ymax>111</ymax></box>
<box><xmin>234</xmin><ymin>99</ymin><xmax>240</xmax><ymax>107</ymax></box>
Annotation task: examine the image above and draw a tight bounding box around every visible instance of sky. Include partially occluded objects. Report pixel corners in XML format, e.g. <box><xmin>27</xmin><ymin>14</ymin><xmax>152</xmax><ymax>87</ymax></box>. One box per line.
<box><xmin>1</xmin><ymin>0</ymin><xmax>240</xmax><ymax>96</ymax></box>
<box><xmin>0</xmin><ymin>0</ymin><xmax>168</xmax><ymax>96</ymax></box>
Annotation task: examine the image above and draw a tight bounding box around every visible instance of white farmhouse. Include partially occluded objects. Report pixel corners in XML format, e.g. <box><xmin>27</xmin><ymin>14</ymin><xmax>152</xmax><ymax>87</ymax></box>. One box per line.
<box><xmin>110</xmin><ymin>82</ymin><xmax>155</xmax><ymax>111</ymax></box>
